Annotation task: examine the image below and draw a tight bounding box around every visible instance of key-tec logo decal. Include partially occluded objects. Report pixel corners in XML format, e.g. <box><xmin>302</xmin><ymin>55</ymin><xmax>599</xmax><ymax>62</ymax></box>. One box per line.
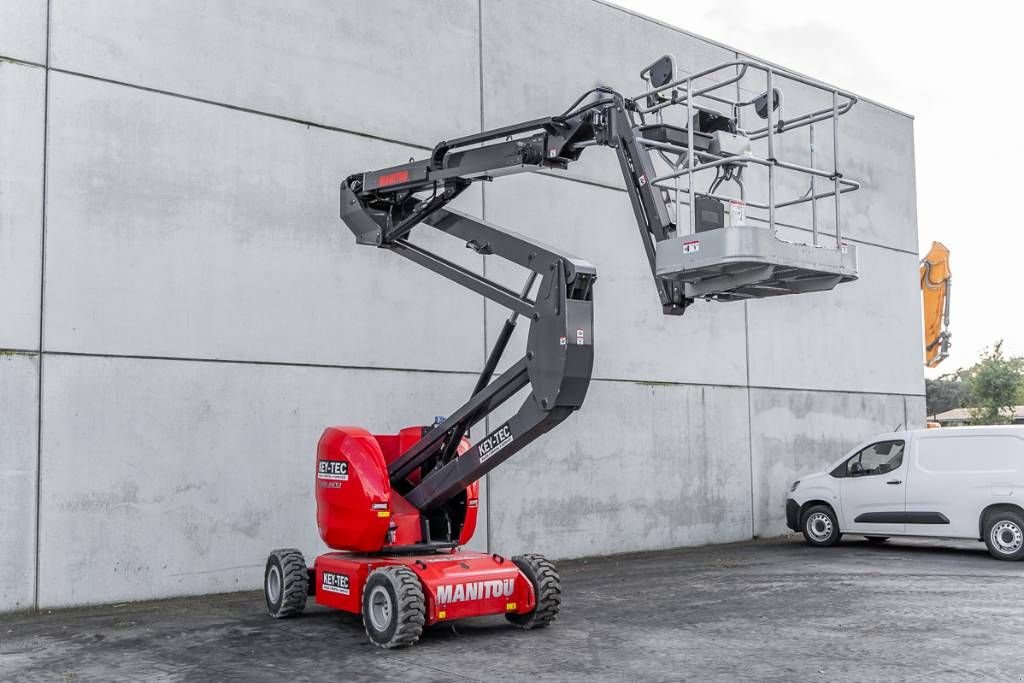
<box><xmin>479</xmin><ymin>422</ymin><xmax>513</xmax><ymax>464</ymax></box>
<box><xmin>436</xmin><ymin>578</ymin><xmax>515</xmax><ymax>604</ymax></box>
<box><xmin>322</xmin><ymin>571</ymin><xmax>350</xmax><ymax>595</ymax></box>
<box><xmin>318</xmin><ymin>459</ymin><xmax>349</xmax><ymax>481</ymax></box>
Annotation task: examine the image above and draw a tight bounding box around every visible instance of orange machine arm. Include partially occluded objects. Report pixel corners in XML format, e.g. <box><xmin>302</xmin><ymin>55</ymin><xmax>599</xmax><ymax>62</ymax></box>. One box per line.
<box><xmin>920</xmin><ymin>241</ymin><xmax>951</xmax><ymax>368</ymax></box>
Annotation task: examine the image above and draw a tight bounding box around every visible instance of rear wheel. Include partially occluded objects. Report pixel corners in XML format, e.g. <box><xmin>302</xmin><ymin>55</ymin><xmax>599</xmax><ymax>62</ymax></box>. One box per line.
<box><xmin>362</xmin><ymin>566</ymin><xmax>425</xmax><ymax>648</ymax></box>
<box><xmin>505</xmin><ymin>554</ymin><xmax>561</xmax><ymax>629</ymax></box>
<box><xmin>983</xmin><ymin>510</ymin><xmax>1024</xmax><ymax>561</ymax></box>
<box><xmin>801</xmin><ymin>505</ymin><xmax>842</xmax><ymax>547</ymax></box>
<box><xmin>265</xmin><ymin>549</ymin><xmax>309</xmax><ymax>618</ymax></box>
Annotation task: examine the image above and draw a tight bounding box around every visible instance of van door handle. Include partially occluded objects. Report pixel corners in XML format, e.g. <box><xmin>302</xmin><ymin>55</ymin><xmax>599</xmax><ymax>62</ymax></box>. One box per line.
<box><xmin>886</xmin><ymin>479</ymin><xmax>902</xmax><ymax>485</ymax></box>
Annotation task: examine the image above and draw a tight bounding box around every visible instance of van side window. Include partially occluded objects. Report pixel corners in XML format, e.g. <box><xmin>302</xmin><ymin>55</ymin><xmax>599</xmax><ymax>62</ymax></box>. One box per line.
<box><xmin>836</xmin><ymin>440</ymin><xmax>905</xmax><ymax>478</ymax></box>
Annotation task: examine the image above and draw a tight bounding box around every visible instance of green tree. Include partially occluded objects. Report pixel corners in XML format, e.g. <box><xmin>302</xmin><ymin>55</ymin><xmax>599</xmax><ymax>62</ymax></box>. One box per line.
<box><xmin>960</xmin><ymin>341</ymin><xmax>1024</xmax><ymax>425</ymax></box>
<box><xmin>925</xmin><ymin>374</ymin><xmax>971</xmax><ymax>417</ymax></box>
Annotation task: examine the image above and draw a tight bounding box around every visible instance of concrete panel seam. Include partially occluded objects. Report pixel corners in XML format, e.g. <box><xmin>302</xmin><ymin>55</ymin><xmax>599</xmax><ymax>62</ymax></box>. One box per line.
<box><xmin>588</xmin><ymin>376</ymin><xmax>925</xmax><ymax>399</ymax></box>
<box><xmin>744</xmin><ymin>300</ymin><xmax>754</xmax><ymax>539</ymax></box>
<box><xmin>477</xmin><ymin>0</ymin><xmax>484</xmax><ymax>133</ymax></box>
<box><xmin>592</xmin><ymin>0</ymin><xmax>913</xmax><ymax>120</ymax></box>
<box><xmin>907</xmin><ymin>118</ymin><xmax>921</xmax><ymax>267</ymax></box>
<box><xmin>40</xmin><ymin>350</ymin><xmax>481</xmax><ymax>377</ymax></box>
<box><xmin>0</xmin><ymin>54</ymin><xmax>46</xmax><ymax>70</ymax></box>
<box><xmin>739</xmin><ymin>67</ymin><xmax>755</xmax><ymax>540</ymax></box>
<box><xmin>34</xmin><ymin>0</ymin><xmax>53</xmax><ymax>611</ymax></box>
<box><xmin>747</xmin><ymin>384</ymin><xmax>925</xmax><ymax>399</ymax></box>
<box><xmin>38</xmin><ymin>350</ymin><xmax>927</xmax><ymax>398</ymax></box>
<box><xmin>478</xmin><ymin>0</ymin><xmax>490</xmax><ymax>556</ymax></box>
<box><xmin>48</xmin><ymin>67</ymin><xmax>432</xmax><ymax>152</ymax></box>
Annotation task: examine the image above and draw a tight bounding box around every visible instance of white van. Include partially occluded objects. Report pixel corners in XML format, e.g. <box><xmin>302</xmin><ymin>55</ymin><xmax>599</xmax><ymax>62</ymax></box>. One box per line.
<box><xmin>786</xmin><ymin>426</ymin><xmax>1024</xmax><ymax>560</ymax></box>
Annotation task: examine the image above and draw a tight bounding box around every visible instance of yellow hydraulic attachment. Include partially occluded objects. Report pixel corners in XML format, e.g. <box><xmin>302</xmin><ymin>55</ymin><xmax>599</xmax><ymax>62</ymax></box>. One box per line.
<box><xmin>920</xmin><ymin>241</ymin><xmax>951</xmax><ymax>368</ymax></box>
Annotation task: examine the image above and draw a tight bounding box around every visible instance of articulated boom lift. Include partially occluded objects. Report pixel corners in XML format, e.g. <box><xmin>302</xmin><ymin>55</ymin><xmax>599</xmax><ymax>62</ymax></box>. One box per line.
<box><xmin>264</xmin><ymin>58</ymin><xmax>861</xmax><ymax>648</ymax></box>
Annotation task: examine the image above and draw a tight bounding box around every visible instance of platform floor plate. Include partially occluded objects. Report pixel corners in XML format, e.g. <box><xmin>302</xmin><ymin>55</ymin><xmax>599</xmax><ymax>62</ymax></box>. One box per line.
<box><xmin>655</xmin><ymin>225</ymin><xmax>858</xmax><ymax>301</ymax></box>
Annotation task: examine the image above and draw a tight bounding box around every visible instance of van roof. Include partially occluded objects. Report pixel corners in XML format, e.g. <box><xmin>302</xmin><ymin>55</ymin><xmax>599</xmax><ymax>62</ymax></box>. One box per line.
<box><xmin>881</xmin><ymin>425</ymin><xmax>1024</xmax><ymax>440</ymax></box>
<box><xmin>820</xmin><ymin>425</ymin><xmax>1024</xmax><ymax>472</ymax></box>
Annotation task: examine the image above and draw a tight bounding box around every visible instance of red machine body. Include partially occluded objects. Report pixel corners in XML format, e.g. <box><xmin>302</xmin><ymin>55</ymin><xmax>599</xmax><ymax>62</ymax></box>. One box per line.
<box><xmin>314</xmin><ymin>551</ymin><xmax>536</xmax><ymax>624</ymax></box>
<box><xmin>315</xmin><ymin>426</ymin><xmax>478</xmax><ymax>551</ymax></box>
<box><xmin>311</xmin><ymin>425</ymin><xmax>533</xmax><ymax>626</ymax></box>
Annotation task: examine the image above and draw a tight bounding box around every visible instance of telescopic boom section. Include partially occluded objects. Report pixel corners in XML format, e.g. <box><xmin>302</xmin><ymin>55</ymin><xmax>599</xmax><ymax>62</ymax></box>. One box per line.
<box><xmin>339</xmin><ymin>89</ymin><xmax>685</xmax><ymax>512</ymax></box>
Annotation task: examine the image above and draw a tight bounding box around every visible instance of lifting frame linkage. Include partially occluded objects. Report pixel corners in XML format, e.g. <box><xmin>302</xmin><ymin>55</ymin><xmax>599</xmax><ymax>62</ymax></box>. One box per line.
<box><xmin>339</xmin><ymin>59</ymin><xmax>860</xmax><ymax>519</ymax></box>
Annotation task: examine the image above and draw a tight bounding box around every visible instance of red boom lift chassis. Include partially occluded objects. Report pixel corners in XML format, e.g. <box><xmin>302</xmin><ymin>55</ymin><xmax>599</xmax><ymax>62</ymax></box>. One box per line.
<box><xmin>264</xmin><ymin>56</ymin><xmax>862</xmax><ymax>647</ymax></box>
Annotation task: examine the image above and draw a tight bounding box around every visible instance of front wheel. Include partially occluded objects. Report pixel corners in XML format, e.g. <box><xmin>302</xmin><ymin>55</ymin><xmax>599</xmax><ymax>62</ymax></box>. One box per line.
<box><xmin>984</xmin><ymin>510</ymin><xmax>1024</xmax><ymax>561</ymax></box>
<box><xmin>362</xmin><ymin>566</ymin><xmax>425</xmax><ymax>648</ymax></box>
<box><xmin>505</xmin><ymin>554</ymin><xmax>561</xmax><ymax>629</ymax></box>
<box><xmin>801</xmin><ymin>505</ymin><xmax>842</xmax><ymax>547</ymax></box>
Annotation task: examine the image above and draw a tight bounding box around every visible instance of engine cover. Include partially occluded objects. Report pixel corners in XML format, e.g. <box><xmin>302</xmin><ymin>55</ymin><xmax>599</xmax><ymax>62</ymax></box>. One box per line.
<box><xmin>315</xmin><ymin>426</ymin><xmax>480</xmax><ymax>552</ymax></box>
<box><xmin>315</xmin><ymin>427</ymin><xmax>392</xmax><ymax>552</ymax></box>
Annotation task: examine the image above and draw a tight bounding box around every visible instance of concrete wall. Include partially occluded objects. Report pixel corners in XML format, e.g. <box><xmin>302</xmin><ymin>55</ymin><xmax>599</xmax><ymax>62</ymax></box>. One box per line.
<box><xmin>0</xmin><ymin>0</ymin><xmax>922</xmax><ymax>610</ymax></box>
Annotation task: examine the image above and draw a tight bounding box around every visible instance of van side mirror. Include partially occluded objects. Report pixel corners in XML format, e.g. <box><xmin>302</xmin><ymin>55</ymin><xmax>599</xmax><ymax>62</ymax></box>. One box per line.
<box><xmin>850</xmin><ymin>461</ymin><xmax>865</xmax><ymax>477</ymax></box>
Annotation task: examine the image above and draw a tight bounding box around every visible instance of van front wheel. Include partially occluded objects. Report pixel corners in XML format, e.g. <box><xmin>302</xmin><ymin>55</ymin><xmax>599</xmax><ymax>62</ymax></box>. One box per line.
<box><xmin>801</xmin><ymin>505</ymin><xmax>842</xmax><ymax>547</ymax></box>
<box><xmin>984</xmin><ymin>510</ymin><xmax>1024</xmax><ymax>561</ymax></box>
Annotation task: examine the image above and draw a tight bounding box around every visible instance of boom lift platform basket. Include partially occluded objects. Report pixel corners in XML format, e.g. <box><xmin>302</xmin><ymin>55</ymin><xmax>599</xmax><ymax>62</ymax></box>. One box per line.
<box><xmin>635</xmin><ymin>57</ymin><xmax>860</xmax><ymax>300</ymax></box>
<box><xmin>264</xmin><ymin>56</ymin><xmax>863</xmax><ymax>649</ymax></box>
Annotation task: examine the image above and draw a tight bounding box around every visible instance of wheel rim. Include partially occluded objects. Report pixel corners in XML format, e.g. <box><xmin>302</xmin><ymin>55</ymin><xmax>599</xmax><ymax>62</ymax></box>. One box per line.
<box><xmin>368</xmin><ymin>586</ymin><xmax>393</xmax><ymax>632</ymax></box>
<box><xmin>266</xmin><ymin>565</ymin><xmax>282</xmax><ymax>604</ymax></box>
<box><xmin>990</xmin><ymin>520</ymin><xmax>1023</xmax><ymax>555</ymax></box>
<box><xmin>806</xmin><ymin>512</ymin><xmax>833</xmax><ymax>542</ymax></box>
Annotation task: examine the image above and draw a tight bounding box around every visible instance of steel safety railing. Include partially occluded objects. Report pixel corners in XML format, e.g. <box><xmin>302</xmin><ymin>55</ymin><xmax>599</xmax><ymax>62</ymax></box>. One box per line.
<box><xmin>630</xmin><ymin>59</ymin><xmax>861</xmax><ymax>249</ymax></box>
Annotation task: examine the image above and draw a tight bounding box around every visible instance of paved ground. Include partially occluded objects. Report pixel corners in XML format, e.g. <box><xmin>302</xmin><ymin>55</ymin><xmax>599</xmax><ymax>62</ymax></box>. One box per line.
<box><xmin>2</xmin><ymin>535</ymin><xmax>1023</xmax><ymax>682</ymax></box>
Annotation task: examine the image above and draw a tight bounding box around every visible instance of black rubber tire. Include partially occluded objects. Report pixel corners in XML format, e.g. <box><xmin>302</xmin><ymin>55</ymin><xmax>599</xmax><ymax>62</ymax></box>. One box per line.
<box><xmin>801</xmin><ymin>504</ymin><xmax>842</xmax><ymax>547</ymax></box>
<box><xmin>505</xmin><ymin>554</ymin><xmax>561</xmax><ymax>629</ymax></box>
<box><xmin>362</xmin><ymin>566</ymin><xmax>425</xmax><ymax>648</ymax></box>
<box><xmin>865</xmin><ymin>536</ymin><xmax>890</xmax><ymax>544</ymax></box>
<box><xmin>983</xmin><ymin>510</ymin><xmax>1024</xmax><ymax>561</ymax></box>
<box><xmin>265</xmin><ymin>548</ymin><xmax>309</xmax><ymax>618</ymax></box>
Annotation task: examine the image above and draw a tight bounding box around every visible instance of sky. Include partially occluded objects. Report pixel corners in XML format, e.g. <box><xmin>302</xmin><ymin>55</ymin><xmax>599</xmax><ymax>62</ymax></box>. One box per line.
<box><xmin>614</xmin><ymin>0</ymin><xmax>1021</xmax><ymax>377</ymax></box>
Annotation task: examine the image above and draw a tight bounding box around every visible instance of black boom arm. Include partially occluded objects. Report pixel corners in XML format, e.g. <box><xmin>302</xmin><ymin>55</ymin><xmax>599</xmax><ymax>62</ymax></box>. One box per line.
<box><xmin>339</xmin><ymin>89</ymin><xmax>684</xmax><ymax>512</ymax></box>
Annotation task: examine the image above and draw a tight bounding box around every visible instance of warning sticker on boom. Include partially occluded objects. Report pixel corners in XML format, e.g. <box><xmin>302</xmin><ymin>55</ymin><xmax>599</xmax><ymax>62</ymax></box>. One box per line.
<box><xmin>682</xmin><ymin>240</ymin><xmax>700</xmax><ymax>254</ymax></box>
<box><xmin>317</xmin><ymin>460</ymin><xmax>349</xmax><ymax>481</ymax></box>
<box><xmin>479</xmin><ymin>422</ymin><xmax>513</xmax><ymax>464</ymax></box>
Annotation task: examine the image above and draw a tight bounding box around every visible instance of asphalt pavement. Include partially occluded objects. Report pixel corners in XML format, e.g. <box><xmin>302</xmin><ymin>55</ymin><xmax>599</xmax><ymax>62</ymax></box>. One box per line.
<box><xmin>2</xmin><ymin>535</ymin><xmax>1022</xmax><ymax>682</ymax></box>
